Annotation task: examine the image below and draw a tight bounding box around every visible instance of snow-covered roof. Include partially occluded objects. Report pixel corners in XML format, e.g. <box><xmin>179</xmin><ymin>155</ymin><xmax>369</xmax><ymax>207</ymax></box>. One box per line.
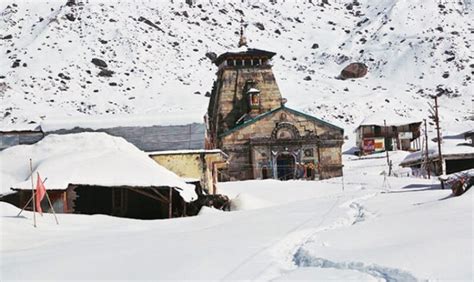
<box><xmin>40</xmin><ymin>113</ymin><xmax>201</xmax><ymax>132</ymax></box>
<box><xmin>0</xmin><ymin>132</ymin><xmax>196</xmax><ymax>201</ymax></box>
<box><xmin>401</xmin><ymin>138</ymin><xmax>474</xmax><ymax>166</ymax></box>
<box><xmin>0</xmin><ymin>123</ymin><xmax>41</xmax><ymax>132</ymax></box>
<box><xmin>148</xmin><ymin>149</ymin><xmax>227</xmax><ymax>157</ymax></box>
<box><xmin>357</xmin><ymin>112</ymin><xmax>421</xmax><ymax>129</ymax></box>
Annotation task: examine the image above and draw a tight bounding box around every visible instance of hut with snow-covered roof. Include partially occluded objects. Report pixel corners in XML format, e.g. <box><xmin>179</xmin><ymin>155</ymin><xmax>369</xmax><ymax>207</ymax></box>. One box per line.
<box><xmin>400</xmin><ymin>134</ymin><xmax>474</xmax><ymax>176</ymax></box>
<box><xmin>0</xmin><ymin>133</ymin><xmax>196</xmax><ymax>219</ymax></box>
<box><xmin>354</xmin><ymin>112</ymin><xmax>422</xmax><ymax>155</ymax></box>
<box><xmin>1</xmin><ymin>113</ymin><xmax>228</xmax><ymax>194</ymax></box>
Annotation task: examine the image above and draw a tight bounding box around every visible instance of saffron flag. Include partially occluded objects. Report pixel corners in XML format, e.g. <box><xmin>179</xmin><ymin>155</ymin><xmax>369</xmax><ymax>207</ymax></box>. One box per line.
<box><xmin>35</xmin><ymin>173</ymin><xmax>46</xmax><ymax>214</ymax></box>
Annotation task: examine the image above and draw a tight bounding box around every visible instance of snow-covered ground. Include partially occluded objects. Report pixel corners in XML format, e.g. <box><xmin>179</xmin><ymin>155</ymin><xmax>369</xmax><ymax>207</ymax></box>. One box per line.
<box><xmin>1</xmin><ymin>152</ymin><xmax>471</xmax><ymax>281</ymax></box>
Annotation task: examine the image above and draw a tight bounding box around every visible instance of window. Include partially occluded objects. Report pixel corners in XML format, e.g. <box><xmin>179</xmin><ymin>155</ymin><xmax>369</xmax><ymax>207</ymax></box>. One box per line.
<box><xmin>227</xmin><ymin>59</ymin><xmax>235</xmax><ymax>67</ymax></box>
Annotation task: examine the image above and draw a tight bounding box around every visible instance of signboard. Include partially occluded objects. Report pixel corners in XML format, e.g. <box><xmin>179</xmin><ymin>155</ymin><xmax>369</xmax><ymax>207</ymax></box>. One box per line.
<box><xmin>399</xmin><ymin>132</ymin><xmax>413</xmax><ymax>139</ymax></box>
<box><xmin>374</xmin><ymin>138</ymin><xmax>385</xmax><ymax>151</ymax></box>
<box><xmin>363</xmin><ymin>138</ymin><xmax>385</xmax><ymax>152</ymax></box>
<box><xmin>363</xmin><ymin>139</ymin><xmax>375</xmax><ymax>152</ymax></box>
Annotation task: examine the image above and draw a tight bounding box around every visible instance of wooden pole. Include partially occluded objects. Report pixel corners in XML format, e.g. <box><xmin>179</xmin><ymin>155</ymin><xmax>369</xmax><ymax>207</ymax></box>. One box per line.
<box><xmin>45</xmin><ymin>191</ymin><xmax>59</xmax><ymax>225</ymax></box>
<box><xmin>168</xmin><ymin>187</ymin><xmax>173</xmax><ymax>219</ymax></box>
<box><xmin>29</xmin><ymin>159</ymin><xmax>37</xmax><ymax>227</ymax></box>
<box><xmin>17</xmin><ymin>196</ymin><xmax>33</xmax><ymax>217</ymax></box>
<box><xmin>384</xmin><ymin>120</ymin><xmax>391</xmax><ymax>175</ymax></box>
<box><xmin>434</xmin><ymin>96</ymin><xmax>445</xmax><ymax>188</ymax></box>
<box><xmin>424</xmin><ymin>119</ymin><xmax>431</xmax><ymax>179</ymax></box>
<box><xmin>183</xmin><ymin>198</ymin><xmax>187</xmax><ymax>217</ymax></box>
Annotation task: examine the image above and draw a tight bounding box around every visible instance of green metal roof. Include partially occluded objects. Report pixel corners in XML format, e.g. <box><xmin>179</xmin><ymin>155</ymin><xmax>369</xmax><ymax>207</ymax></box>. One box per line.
<box><xmin>219</xmin><ymin>105</ymin><xmax>344</xmax><ymax>138</ymax></box>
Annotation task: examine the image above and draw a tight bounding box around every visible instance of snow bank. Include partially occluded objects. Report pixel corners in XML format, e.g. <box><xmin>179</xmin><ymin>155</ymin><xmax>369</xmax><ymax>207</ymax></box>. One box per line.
<box><xmin>0</xmin><ymin>132</ymin><xmax>196</xmax><ymax>201</ymax></box>
<box><xmin>229</xmin><ymin>193</ymin><xmax>275</xmax><ymax>211</ymax></box>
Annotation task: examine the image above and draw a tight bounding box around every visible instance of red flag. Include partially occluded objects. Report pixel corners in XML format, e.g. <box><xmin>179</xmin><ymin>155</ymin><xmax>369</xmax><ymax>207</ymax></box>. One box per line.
<box><xmin>35</xmin><ymin>173</ymin><xmax>46</xmax><ymax>214</ymax></box>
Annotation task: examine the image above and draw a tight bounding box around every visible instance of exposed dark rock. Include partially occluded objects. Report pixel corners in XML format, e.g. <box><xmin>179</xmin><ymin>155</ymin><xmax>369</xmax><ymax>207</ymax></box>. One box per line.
<box><xmin>274</xmin><ymin>29</ymin><xmax>281</xmax><ymax>35</ymax></box>
<box><xmin>65</xmin><ymin>13</ymin><xmax>76</xmax><ymax>21</ymax></box>
<box><xmin>311</xmin><ymin>43</ymin><xmax>319</xmax><ymax>49</ymax></box>
<box><xmin>98</xmin><ymin>69</ymin><xmax>114</xmax><ymax>77</ymax></box>
<box><xmin>205</xmin><ymin>91</ymin><xmax>211</xmax><ymax>97</ymax></box>
<box><xmin>1</xmin><ymin>34</ymin><xmax>12</xmax><ymax>40</ymax></box>
<box><xmin>205</xmin><ymin>51</ymin><xmax>217</xmax><ymax>62</ymax></box>
<box><xmin>255</xmin><ymin>22</ymin><xmax>265</xmax><ymax>31</ymax></box>
<box><xmin>303</xmin><ymin>76</ymin><xmax>312</xmax><ymax>81</ymax></box>
<box><xmin>339</xmin><ymin>62</ymin><xmax>368</xmax><ymax>79</ymax></box>
<box><xmin>58</xmin><ymin>73</ymin><xmax>71</xmax><ymax>80</ymax></box>
<box><xmin>66</xmin><ymin>0</ymin><xmax>76</xmax><ymax>7</ymax></box>
<box><xmin>442</xmin><ymin>71</ymin><xmax>449</xmax><ymax>78</ymax></box>
<box><xmin>91</xmin><ymin>58</ymin><xmax>107</xmax><ymax>68</ymax></box>
<box><xmin>11</xmin><ymin>60</ymin><xmax>20</xmax><ymax>68</ymax></box>
<box><xmin>138</xmin><ymin>16</ymin><xmax>164</xmax><ymax>32</ymax></box>
<box><xmin>109</xmin><ymin>82</ymin><xmax>117</xmax><ymax>86</ymax></box>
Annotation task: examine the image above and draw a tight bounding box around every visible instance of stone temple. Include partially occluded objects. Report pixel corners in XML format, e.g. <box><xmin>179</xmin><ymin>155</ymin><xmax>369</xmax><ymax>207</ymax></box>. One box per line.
<box><xmin>205</xmin><ymin>32</ymin><xmax>344</xmax><ymax>181</ymax></box>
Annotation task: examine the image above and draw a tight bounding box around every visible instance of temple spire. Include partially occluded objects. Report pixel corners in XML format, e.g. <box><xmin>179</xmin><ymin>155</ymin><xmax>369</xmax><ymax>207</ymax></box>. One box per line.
<box><xmin>238</xmin><ymin>17</ymin><xmax>247</xmax><ymax>48</ymax></box>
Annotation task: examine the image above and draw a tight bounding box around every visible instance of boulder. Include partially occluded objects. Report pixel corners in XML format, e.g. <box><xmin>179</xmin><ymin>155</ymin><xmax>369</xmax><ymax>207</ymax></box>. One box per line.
<box><xmin>91</xmin><ymin>58</ymin><xmax>107</xmax><ymax>68</ymax></box>
<box><xmin>340</xmin><ymin>62</ymin><xmax>368</xmax><ymax>79</ymax></box>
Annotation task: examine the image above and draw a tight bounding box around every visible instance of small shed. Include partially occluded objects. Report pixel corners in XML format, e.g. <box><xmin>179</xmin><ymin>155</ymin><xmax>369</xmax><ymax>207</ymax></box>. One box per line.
<box><xmin>400</xmin><ymin>136</ymin><xmax>474</xmax><ymax>176</ymax></box>
<box><xmin>0</xmin><ymin>132</ymin><xmax>196</xmax><ymax>219</ymax></box>
<box><xmin>149</xmin><ymin>149</ymin><xmax>228</xmax><ymax>194</ymax></box>
<box><xmin>355</xmin><ymin>113</ymin><xmax>421</xmax><ymax>155</ymax></box>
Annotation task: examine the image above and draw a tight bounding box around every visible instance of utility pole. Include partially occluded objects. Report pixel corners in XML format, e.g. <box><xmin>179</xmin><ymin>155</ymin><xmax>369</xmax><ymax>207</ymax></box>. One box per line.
<box><xmin>434</xmin><ymin>96</ymin><xmax>445</xmax><ymax>176</ymax></box>
<box><xmin>429</xmin><ymin>95</ymin><xmax>445</xmax><ymax>189</ymax></box>
<box><xmin>423</xmin><ymin>119</ymin><xmax>431</xmax><ymax>179</ymax></box>
<box><xmin>384</xmin><ymin>120</ymin><xmax>391</xmax><ymax>175</ymax></box>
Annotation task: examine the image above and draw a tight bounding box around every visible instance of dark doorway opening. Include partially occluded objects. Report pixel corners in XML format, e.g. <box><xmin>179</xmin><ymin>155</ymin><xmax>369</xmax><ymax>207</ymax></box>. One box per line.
<box><xmin>73</xmin><ymin>186</ymin><xmax>176</xmax><ymax>219</ymax></box>
<box><xmin>277</xmin><ymin>154</ymin><xmax>295</xmax><ymax>180</ymax></box>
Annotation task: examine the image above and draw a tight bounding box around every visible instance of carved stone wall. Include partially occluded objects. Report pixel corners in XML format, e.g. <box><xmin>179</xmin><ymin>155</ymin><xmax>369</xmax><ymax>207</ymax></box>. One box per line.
<box><xmin>217</xmin><ymin>107</ymin><xmax>343</xmax><ymax>181</ymax></box>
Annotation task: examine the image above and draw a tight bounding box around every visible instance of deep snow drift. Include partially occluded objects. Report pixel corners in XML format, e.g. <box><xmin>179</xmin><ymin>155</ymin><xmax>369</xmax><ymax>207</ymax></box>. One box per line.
<box><xmin>0</xmin><ymin>152</ymin><xmax>471</xmax><ymax>281</ymax></box>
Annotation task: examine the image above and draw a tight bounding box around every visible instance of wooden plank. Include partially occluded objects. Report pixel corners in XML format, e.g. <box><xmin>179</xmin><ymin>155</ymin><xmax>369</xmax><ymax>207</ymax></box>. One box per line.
<box><xmin>151</xmin><ymin>187</ymin><xmax>170</xmax><ymax>203</ymax></box>
<box><xmin>127</xmin><ymin>188</ymin><xmax>168</xmax><ymax>204</ymax></box>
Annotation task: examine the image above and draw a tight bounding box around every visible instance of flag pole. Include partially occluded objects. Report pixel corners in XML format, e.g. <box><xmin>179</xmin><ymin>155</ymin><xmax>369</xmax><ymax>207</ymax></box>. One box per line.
<box><xmin>29</xmin><ymin>159</ymin><xmax>37</xmax><ymax>228</ymax></box>
<box><xmin>44</xmin><ymin>190</ymin><xmax>59</xmax><ymax>225</ymax></box>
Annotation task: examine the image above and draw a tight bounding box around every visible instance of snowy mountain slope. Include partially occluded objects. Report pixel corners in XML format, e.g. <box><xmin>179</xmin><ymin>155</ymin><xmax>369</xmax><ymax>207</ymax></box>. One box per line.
<box><xmin>0</xmin><ymin>0</ymin><xmax>472</xmax><ymax>133</ymax></box>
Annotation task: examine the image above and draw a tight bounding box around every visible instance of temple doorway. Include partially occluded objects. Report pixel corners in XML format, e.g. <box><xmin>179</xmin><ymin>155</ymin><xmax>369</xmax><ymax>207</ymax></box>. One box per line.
<box><xmin>276</xmin><ymin>153</ymin><xmax>295</xmax><ymax>180</ymax></box>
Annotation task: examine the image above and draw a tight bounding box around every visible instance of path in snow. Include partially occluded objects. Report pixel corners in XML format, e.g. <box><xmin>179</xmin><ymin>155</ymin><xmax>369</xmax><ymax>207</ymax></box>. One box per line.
<box><xmin>292</xmin><ymin>248</ymin><xmax>418</xmax><ymax>282</ymax></box>
<box><xmin>284</xmin><ymin>193</ymin><xmax>420</xmax><ymax>282</ymax></box>
<box><xmin>252</xmin><ymin>192</ymin><xmax>385</xmax><ymax>281</ymax></box>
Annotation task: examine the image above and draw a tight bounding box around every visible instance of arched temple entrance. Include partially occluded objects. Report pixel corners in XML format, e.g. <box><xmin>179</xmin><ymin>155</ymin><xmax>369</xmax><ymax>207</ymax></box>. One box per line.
<box><xmin>276</xmin><ymin>153</ymin><xmax>295</xmax><ymax>180</ymax></box>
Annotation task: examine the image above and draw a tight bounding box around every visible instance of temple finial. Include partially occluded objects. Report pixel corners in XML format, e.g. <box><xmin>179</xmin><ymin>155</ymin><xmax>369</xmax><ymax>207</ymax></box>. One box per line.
<box><xmin>238</xmin><ymin>17</ymin><xmax>247</xmax><ymax>48</ymax></box>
